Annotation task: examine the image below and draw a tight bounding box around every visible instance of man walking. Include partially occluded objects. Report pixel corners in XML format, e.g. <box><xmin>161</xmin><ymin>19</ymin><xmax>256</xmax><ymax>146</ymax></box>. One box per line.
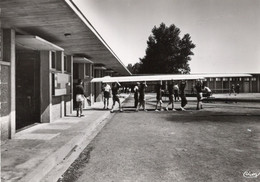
<box><xmin>110</xmin><ymin>82</ymin><xmax>123</xmax><ymax>113</ymax></box>
<box><xmin>155</xmin><ymin>82</ymin><xmax>163</xmax><ymax>111</ymax></box>
<box><xmin>165</xmin><ymin>81</ymin><xmax>176</xmax><ymax>111</ymax></box>
<box><xmin>179</xmin><ymin>80</ymin><xmax>187</xmax><ymax>111</ymax></box>
<box><xmin>136</xmin><ymin>82</ymin><xmax>147</xmax><ymax>111</ymax></box>
<box><xmin>195</xmin><ymin>80</ymin><xmax>204</xmax><ymax>110</ymax></box>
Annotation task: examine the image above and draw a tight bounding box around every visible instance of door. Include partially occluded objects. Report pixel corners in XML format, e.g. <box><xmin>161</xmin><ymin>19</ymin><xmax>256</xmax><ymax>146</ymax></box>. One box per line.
<box><xmin>243</xmin><ymin>82</ymin><xmax>250</xmax><ymax>93</ymax></box>
<box><xmin>16</xmin><ymin>51</ymin><xmax>40</xmax><ymax>130</ymax></box>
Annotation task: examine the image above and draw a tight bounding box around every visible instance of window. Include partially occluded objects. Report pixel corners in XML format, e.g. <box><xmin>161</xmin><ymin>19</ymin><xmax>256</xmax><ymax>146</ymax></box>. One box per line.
<box><xmin>244</xmin><ymin>78</ymin><xmax>250</xmax><ymax>81</ymax></box>
<box><xmin>51</xmin><ymin>73</ymin><xmax>56</xmax><ymax>95</ymax></box>
<box><xmin>56</xmin><ymin>52</ymin><xmax>62</xmax><ymax>71</ymax></box>
<box><xmin>252</xmin><ymin>77</ymin><xmax>256</xmax><ymax>81</ymax></box>
<box><xmin>230</xmin><ymin>78</ymin><xmax>232</xmax><ymax>81</ymax></box>
<box><xmin>64</xmin><ymin>56</ymin><xmax>67</xmax><ymax>72</ymax></box>
<box><xmin>51</xmin><ymin>51</ymin><xmax>56</xmax><ymax>69</ymax></box>
<box><xmin>223</xmin><ymin>78</ymin><xmax>228</xmax><ymax>81</ymax></box>
<box><xmin>85</xmin><ymin>64</ymin><xmax>90</xmax><ymax>76</ymax></box>
<box><xmin>216</xmin><ymin>78</ymin><xmax>221</xmax><ymax>81</ymax></box>
<box><xmin>210</xmin><ymin>78</ymin><xmax>214</xmax><ymax>81</ymax></box>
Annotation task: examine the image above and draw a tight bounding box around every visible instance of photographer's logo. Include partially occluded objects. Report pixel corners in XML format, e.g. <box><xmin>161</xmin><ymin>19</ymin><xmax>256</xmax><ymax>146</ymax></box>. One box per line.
<box><xmin>243</xmin><ymin>170</ymin><xmax>260</xmax><ymax>178</ymax></box>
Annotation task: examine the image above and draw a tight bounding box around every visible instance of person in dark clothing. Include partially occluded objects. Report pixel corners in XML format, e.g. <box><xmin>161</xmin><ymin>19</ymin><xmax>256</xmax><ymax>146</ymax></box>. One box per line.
<box><xmin>75</xmin><ymin>79</ymin><xmax>86</xmax><ymax>117</ymax></box>
<box><xmin>179</xmin><ymin>80</ymin><xmax>187</xmax><ymax>111</ymax></box>
<box><xmin>136</xmin><ymin>82</ymin><xmax>147</xmax><ymax>111</ymax></box>
<box><xmin>110</xmin><ymin>82</ymin><xmax>123</xmax><ymax>113</ymax></box>
<box><xmin>133</xmin><ymin>82</ymin><xmax>140</xmax><ymax>108</ymax></box>
<box><xmin>155</xmin><ymin>82</ymin><xmax>163</xmax><ymax>111</ymax></box>
<box><xmin>165</xmin><ymin>82</ymin><xmax>176</xmax><ymax>111</ymax></box>
<box><xmin>230</xmin><ymin>84</ymin><xmax>236</xmax><ymax>96</ymax></box>
<box><xmin>195</xmin><ymin>80</ymin><xmax>204</xmax><ymax>110</ymax></box>
<box><xmin>235</xmin><ymin>84</ymin><xmax>240</xmax><ymax>94</ymax></box>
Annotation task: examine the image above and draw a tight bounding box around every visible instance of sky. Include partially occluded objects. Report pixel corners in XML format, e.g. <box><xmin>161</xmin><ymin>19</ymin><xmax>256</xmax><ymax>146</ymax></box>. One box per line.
<box><xmin>73</xmin><ymin>0</ymin><xmax>260</xmax><ymax>73</ymax></box>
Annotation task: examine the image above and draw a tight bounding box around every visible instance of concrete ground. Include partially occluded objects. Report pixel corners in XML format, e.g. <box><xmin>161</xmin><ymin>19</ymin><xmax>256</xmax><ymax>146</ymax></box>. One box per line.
<box><xmin>59</xmin><ymin>94</ymin><xmax>260</xmax><ymax>182</ymax></box>
<box><xmin>1</xmin><ymin>95</ymin><xmax>129</xmax><ymax>182</ymax></box>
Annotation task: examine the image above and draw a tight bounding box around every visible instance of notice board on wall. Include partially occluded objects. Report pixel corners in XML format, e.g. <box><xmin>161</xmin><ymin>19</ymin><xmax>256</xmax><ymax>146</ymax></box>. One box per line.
<box><xmin>52</xmin><ymin>73</ymin><xmax>71</xmax><ymax>96</ymax></box>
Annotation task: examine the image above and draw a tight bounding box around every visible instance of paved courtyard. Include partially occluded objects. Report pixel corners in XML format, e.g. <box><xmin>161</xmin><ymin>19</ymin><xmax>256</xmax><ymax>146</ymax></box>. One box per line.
<box><xmin>59</xmin><ymin>95</ymin><xmax>260</xmax><ymax>182</ymax></box>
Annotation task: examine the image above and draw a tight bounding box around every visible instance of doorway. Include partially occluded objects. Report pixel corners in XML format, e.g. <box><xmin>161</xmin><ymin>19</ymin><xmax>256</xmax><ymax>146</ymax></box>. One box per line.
<box><xmin>16</xmin><ymin>50</ymin><xmax>40</xmax><ymax>130</ymax></box>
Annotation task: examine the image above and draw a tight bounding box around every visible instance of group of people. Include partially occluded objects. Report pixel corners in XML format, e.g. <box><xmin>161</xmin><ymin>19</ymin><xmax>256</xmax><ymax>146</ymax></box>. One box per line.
<box><xmin>152</xmin><ymin>80</ymin><xmax>188</xmax><ymax>111</ymax></box>
<box><xmin>102</xmin><ymin>82</ymin><xmax>123</xmax><ymax>113</ymax></box>
<box><xmin>74</xmin><ymin>79</ymin><xmax>213</xmax><ymax>116</ymax></box>
<box><xmin>134</xmin><ymin>80</ymin><xmax>212</xmax><ymax>111</ymax></box>
<box><xmin>230</xmin><ymin>84</ymin><xmax>240</xmax><ymax>96</ymax></box>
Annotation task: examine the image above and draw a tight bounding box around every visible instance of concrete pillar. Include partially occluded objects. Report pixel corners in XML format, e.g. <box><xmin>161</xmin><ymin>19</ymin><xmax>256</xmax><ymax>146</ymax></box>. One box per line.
<box><xmin>228</xmin><ymin>78</ymin><xmax>231</xmax><ymax>93</ymax></box>
<box><xmin>255</xmin><ymin>75</ymin><xmax>260</xmax><ymax>92</ymax></box>
<box><xmin>67</xmin><ymin>55</ymin><xmax>73</xmax><ymax>113</ymax></box>
<box><xmin>249</xmin><ymin>78</ymin><xmax>253</xmax><ymax>93</ymax></box>
<box><xmin>40</xmin><ymin>51</ymin><xmax>52</xmax><ymax>123</ymax></box>
<box><xmin>214</xmin><ymin>78</ymin><xmax>217</xmax><ymax>93</ymax></box>
<box><xmin>221</xmin><ymin>78</ymin><xmax>224</xmax><ymax>93</ymax></box>
<box><xmin>2</xmin><ymin>29</ymin><xmax>16</xmax><ymax>139</ymax></box>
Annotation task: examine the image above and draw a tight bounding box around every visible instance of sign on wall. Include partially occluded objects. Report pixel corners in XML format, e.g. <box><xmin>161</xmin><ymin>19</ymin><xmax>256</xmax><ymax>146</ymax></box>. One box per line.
<box><xmin>53</xmin><ymin>73</ymin><xmax>71</xmax><ymax>96</ymax></box>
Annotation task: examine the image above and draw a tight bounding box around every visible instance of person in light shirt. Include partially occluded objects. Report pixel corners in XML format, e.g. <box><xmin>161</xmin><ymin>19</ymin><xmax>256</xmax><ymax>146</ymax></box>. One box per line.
<box><xmin>102</xmin><ymin>83</ymin><xmax>111</xmax><ymax>109</ymax></box>
<box><xmin>133</xmin><ymin>82</ymin><xmax>140</xmax><ymax>108</ymax></box>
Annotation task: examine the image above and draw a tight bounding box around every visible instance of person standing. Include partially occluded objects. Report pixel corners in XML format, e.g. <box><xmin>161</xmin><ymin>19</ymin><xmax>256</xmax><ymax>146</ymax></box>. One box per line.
<box><xmin>195</xmin><ymin>80</ymin><xmax>203</xmax><ymax>110</ymax></box>
<box><xmin>230</xmin><ymin>84</ymin><xmax>236</xmax><ymax>96</ymax></box>
<box><xmin>133</xmin><ymin>82</ymin><xmax>140</xmax><ymax>108</ymax></box>
<box><xmin>110</xmin><ymin>82</ymin><xmax>123</xmax><ymax>113</ymax></box>
<box><xmin>179</xmin><ymin>80</ymin><xmax>187</xmax><ymax>111</ymax></box>
<box><xmin>136</xmin><ymin>82</ymin><xmax>147</xmax><ymax>111</ymax></box>
<box><xmin>102</xmin><ymin>83</ymin><xmax>111</xmax><ymax>109</ymax></box>
<box><xmin>155</xmin><ymin>82</ymin><xmax>163</xmax><ymax>111</ymax></box>
<box><xmin>75</xmin><ymin>79</ymin><xmax>86</xmax><ymax>117</ymax></box>
<box><xmin>173</xmin><ymin>83</ymin><xmax>180</xmax><ymax>102</ymax></box>
<box><xmin>235</xmin><ymin>84</ymin><xmax>240</xmax><ymax>95</ymax></box>
<box><xmin>165</xmin><ymin>82</ymin><xmax>176</xmax><ymax>111</ymax></box>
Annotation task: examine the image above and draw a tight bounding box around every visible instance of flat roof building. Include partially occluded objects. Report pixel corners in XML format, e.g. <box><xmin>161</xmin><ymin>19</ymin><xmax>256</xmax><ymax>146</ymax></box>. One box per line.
<box><xmin>0</xmin><ymin>0</ymin><xmax>130</xmax><ymax>141</ymax></box>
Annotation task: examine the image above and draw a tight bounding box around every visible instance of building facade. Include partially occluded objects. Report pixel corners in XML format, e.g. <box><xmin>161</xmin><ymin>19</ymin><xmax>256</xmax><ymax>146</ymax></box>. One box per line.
<box><xmin>0</xmin><ymin>0</ymin><xmax>130</xmax><ymax>141</ymax></box>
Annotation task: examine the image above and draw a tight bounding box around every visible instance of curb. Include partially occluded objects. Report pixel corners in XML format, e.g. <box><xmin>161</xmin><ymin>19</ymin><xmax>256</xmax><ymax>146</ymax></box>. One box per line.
<box><xmin>203</xmin><ymin>98</ymin><xmax>260</xmax><ymax>103</ymax></box>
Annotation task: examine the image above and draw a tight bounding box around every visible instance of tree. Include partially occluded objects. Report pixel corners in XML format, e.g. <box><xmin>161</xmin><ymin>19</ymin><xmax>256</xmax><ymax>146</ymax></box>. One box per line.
<box><xmin>139</xmin><ymin>23</ymin><xmax>195</xmax><ymax>74</ymax></box>
<box><xmin>127</xmin><ymin>63</ymin><xmax>141</xmax><ymax>74</ymax></box>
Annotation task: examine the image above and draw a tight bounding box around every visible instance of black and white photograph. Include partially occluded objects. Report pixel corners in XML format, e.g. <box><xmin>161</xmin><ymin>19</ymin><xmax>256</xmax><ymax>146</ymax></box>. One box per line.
<box><xmin>0</xmin><ymin>0</ymin><xmax>259</xmax><ymax>181</ymax></box>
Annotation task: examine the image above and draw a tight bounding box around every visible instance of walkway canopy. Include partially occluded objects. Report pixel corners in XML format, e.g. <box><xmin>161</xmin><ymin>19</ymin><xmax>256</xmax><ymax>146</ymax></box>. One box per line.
<box><xmin>91</xmin><ymin>73</ymin><xmax>252</xmax><ymax>83</ymax></box>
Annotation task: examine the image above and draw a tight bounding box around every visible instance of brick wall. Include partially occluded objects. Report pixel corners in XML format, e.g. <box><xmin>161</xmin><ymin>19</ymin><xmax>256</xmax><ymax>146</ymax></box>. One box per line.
<box><xmin>0</xmin><ymin>29</ymin><xmax>12</xmax><ymax>141</ymax></box>
<box><xmin>0</xmin><ymin>28</ymin><xmax>2</xmax><ymax>61</ymax></box>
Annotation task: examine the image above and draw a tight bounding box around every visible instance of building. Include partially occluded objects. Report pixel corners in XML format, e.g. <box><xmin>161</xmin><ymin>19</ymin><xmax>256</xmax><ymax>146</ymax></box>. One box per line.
<box><xmin>0</xmin><ymin>0</ymin><xmax>131</xmax><ymax>141</ymax></box>
<box><xmin>186</xmin><ymin>73</ymin><xmax>260</xmax><ymax>94</ymax></box>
